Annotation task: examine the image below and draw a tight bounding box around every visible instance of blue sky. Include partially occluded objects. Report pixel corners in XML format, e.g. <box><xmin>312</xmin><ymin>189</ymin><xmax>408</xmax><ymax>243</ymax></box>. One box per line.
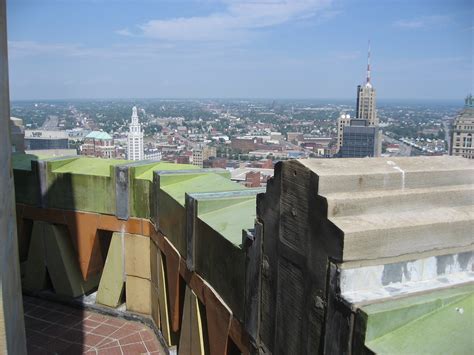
<box><xmin>7</xmin><ymin>0</ymin><xmax>473</xmax><ymax>100</ymax></box>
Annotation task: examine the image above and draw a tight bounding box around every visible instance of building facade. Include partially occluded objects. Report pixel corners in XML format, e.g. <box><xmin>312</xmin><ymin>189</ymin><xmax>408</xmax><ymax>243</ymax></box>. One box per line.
<box><xmin>127</xmin><ymin>106</ymin><xmax>144</xmax><ymax>161</ymax></box>
<box><xmin>143</xmin><ymin>148</ymin><xmax>162</xmax><ymax>161</ymax></box>
<box><xmin>339</xmin><ymin>119</ymin><xmax>381</xmax><ymax>158</ymax></box>
<box><xmin>25</xmin><ymin>130</ymin><xmax>69</xmax><ymax>150</ymax></box>
<box><xmin>356</xmin><ymin>84</ymin><xmax>377</xmax><ymax>126</ymax></box>
<box><xmin>81</xmin><ymin>131</ymin><xmax>115</xmax><ymax>158</ymax></box>
<box><xmin>450</xmin><ymin>95</ymin><xmax>474</xmax><ymax>159</ymax></box>
<box><xmin>336</xmin><ymin>113</ymin><xmax>351</xmax><ymax>153</ymax></box>
<box><xmin>192</xmin><ymin>146</ymin><xmax>217</xmax><ymax>167</ymax></box>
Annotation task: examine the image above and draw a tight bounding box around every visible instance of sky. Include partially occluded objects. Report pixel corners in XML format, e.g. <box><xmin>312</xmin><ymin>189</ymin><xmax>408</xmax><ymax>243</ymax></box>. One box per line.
<box><xmin>6</xmin><ymin>0</ymin><xmax>474</xmax><ymax>100</ymax></box>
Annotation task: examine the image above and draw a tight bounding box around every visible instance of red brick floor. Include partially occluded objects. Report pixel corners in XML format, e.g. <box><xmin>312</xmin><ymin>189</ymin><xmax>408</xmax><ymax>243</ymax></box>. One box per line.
<box><xmin>23</xmin><ymin>295</ymin><xmax>166</xmax><ymax>354</ymax></box>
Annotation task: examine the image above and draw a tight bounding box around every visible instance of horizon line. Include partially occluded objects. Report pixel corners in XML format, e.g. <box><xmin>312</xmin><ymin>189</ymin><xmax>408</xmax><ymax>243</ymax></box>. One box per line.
<box><xmin>10</xmin><ymin>96</ymin><xmax>465</xmax><ymax>102</ymax></box>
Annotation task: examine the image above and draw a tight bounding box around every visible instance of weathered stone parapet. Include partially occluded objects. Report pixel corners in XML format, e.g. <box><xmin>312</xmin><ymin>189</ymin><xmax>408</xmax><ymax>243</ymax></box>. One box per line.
<box><xmin>255</xmin><ymin>156</ymin><xmax>474</xmax><ymax>354</ymax></box>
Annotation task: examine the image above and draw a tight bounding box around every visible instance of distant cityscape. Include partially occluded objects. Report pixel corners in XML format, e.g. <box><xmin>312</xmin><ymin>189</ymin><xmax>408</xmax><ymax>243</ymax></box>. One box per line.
<box><xmin>8</xmin><ymin>49</ymin><xmax>472</xmax><ymax>187</ymax></box>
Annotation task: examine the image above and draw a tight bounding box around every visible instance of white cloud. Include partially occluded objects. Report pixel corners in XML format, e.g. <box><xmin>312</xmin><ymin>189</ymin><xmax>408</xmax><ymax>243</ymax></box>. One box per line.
<box><xmin>394</xmin><ymin>15</ymin><xmax>450</xmax><ymax>29</ymax></box>
<box><xmin>121</xmin><ymin>0</ymin><xmax>333</xmax><ymax>41</ymax></box>
<box><xmin>115</xmin><ymin>28</ymin><xmax>133</xmax><ymax>36</ymax></box>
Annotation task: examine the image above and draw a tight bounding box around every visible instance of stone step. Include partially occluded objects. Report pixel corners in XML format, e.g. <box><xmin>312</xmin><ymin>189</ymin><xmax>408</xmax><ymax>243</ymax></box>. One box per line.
<box><xmin>325</xmin><ymin>184</ymin><xmax>474</xmax><ymax>217</ymax></box>
<box><xmin>299</xmin><ymin>156</ymin><xmax>474</xmax><ymax>194</ymax></box>
<box><xmin>333</xmin><ymin>205</ymin><xmax>474</xmax><ymax>262</ymax></box>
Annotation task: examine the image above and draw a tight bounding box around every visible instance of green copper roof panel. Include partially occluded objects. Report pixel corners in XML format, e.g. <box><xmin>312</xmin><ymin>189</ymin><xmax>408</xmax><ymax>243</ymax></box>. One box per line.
<box><xmin>362</xmin><ymin>284</ymin><xmax>474</xmax><ymax>354</ymax></box>
<box><xmin>85</xmin><ymin>131</ymin><xmax>113</xmax><ymax>140</ymax></box>
<box><xmin>199</xmin><ymin>198</ymin><xmax>256</xmax><ymax>246</ymax></box>
<box><xmin>53</xmin><ymin>157</ymin><xmax>129</xmax><ymax>177</ymax></box>
<box><xmin>12</xmin><ymin>153</ymin><xmax>41</xmax><ymax>171</ymax></box>
<box><xmin>135</xmin><ymin>162</ymin><xmax>197</xmax><ymax>181</ymax></box>
<box><xmin>161</xmin><ymin>173</ymin><xmax>245</xmax><ymax>206</ymax></box>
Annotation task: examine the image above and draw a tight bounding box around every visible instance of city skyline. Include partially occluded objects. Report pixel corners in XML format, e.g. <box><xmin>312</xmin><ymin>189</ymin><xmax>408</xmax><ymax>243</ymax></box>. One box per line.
<box><xmin>7</xmin><ymin>0</ymin><xmax>473</xmax><ymax>100</ymax></box>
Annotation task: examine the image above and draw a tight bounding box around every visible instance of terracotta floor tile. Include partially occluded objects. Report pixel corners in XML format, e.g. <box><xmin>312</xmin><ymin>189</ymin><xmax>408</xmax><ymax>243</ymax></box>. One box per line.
<box><xmin>104</xmin><ymin>317</ymin><xmax>124</xmax><ymax>327</ymax></box>
<box><xmin>61</xmin><ymin>329</ymin><xmax>84</xmax><ymax>343</ymax></box>
<box><xmin>27</xmin><ymin>344</ymin><xmax>51</xmax><ymax>355</ymax></box>
<box><xmin>25</xmin><ymin>316</ymin><xmax>52</xmax><ymax>331</ymax></box>
<box><xmin>26</xmin><ymin>307</ymin><xmax>51</xmax><ymax>320</ymax></box>
<box><xmin>144</xmin><ymin>340</ymin><xmax>160</xmax><ymax>352</ymax></box>
<box><xmin>42</xmin><ymin>338</ymin><xmax>72</xmax><ymax>352</ymax></box>
<box><xmin>59</xmin><ymin>314</ymin><xmax>84</xmax><ymax>328</ymax></box>
<box><xmin>24</xmin><ymin>296</ymin><xmax>165</xmax><ymax>355</ymax></box>
<box><xmin>94</xmin><ymin>323</ymin><xmax>119</xmax><ymax>337</ymax></box>
<box><xmin>88</xmin><ymin>313</ymin><xmax>109</xmax><ymax>323</ymax></box>
<box><xmin>123</xmin><ymin>322</ymin><xmax>144</xmax><ymax>332</ymax></box>
<box><xmin>80</xmin><ymin>318</ymin><xmax>103</xmax><ymax>329</ymax></box>
<box><xmin>139</xmin><ymin>329</ymin><xmax>155</xmax><ymax>341</ymax></box>
<box><xmin>119</xmin><ymin>333</ymin><xmax>143</xmax><ymax>346</ymax></box>
<box><xmin>83</xmin><ymin>333</ymin><xmax>108</xmax><ymax>347</ymax></box>
<box><xmin>42</xmin><ymin>323</ymin><xmax>69</xmax><ymax>338</ymax></box>
<box><xmin>63</xmin><ymin>342</ymin><xmax>89</xmax><ymax>354</ymax></box>
<box><xmin>104</xmin><ymin>324</ymin><xmax>132</xmax><ymax>340</ymax></box>
<box><xmin>97</xmin><ymin>347</ymin><xmax>123</xmax><ymax>355</ymax></box>
<box><xmin>96</xmin><ymin>339</ymin><xmax>120</xmax><ymax>350</ymax></box>
<box><xmin>121</xmin><ymin>342</ymin><xmax>148</xmax><ymax>354</ymax></box>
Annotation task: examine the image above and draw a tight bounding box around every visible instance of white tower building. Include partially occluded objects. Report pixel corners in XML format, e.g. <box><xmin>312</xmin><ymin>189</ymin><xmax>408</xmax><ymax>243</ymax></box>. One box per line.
<box><xmin>127</xmin><ymin>106</ymin><xmax>144</xmax><ymax>161</ymax></box>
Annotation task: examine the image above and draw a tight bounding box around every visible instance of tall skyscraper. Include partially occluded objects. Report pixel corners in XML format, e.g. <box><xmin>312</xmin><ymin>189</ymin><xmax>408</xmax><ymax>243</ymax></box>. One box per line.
<box><xmin>127</xmin><ymin>106</ymin><xmax>144</xmax><ymax>161</ymax></box>
<box><xmin>336</xmin><ymin>41</ymin><xmax>380</xmax><ymax>156</ymax></box>
<box><xmin>356</xmin><ymin>41</ymin><xmax>378</xmax><ymax>126</ymax></box>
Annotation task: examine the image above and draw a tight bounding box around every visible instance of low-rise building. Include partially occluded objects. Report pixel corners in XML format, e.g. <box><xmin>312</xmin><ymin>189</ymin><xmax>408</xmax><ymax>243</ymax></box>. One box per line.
<box><xmin>339</xmin><ymin>119</ymin><xmax>381</xmax><ymax>158</ymax></box>
<box><xmin>81</xmin><ymin>131</ymin><xmax>115</xmax><ymax>158</ymax></box>
<box><xmin>25</xmin><ymin>130</ymin><xmax>69</xmax><ymax>150</ymax></box>
<box><xmin>143</xmin><ymin>148</ymin><xmax>162</xmax><ymax>161</ymax></box>
<box><xmin>192</xmin><ymin>146</ymin><xmax>216</xmax><ymax>167</ymax></box>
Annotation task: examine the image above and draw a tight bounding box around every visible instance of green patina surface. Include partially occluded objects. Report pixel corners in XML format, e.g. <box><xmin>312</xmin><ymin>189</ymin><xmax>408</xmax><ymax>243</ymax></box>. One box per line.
<box><xmin>158</xmin><ymin>171</ymin><xmax>243</xmax><ymax>255</ymax></box>
<box><xmin>12</xmin><ymin>154</ymin><xmax>40</xmax><ymax>205</ymax></box>
<box><xmin>363</xmin><ymin>285</ymin><xmax>474</xmax><ymax>354</ymax></box>
<box><xmin>134</xmin><ymin>162</ymin><xmax>197</xmax><ymax>181</ymax></box>
<box><xmin>53</xmin><ymin>157</ymin><xmax>129</xmax><ymax>176</ymax></box>
<box><xmin>199</xmin><ymin>198</ymin><xmax>256</xmax><ymax>245</ymax></box>
<box><xmin>46</xmin><ymin>157</ymin><xmax>124</xmax><ymax>213</ymax></box>
<box><xmin>130</xmin><ymin>162</ymin><xmax>197</xmax><ymax>218</ymax></box>
<box><xmin>162</xmin><ymin>173</ymin><xmax>244</xmax><ymax>206</ymax></box>
<box><xmin>12</xmin><ymin>153</ymin><xmax>39</xmax><ymax>171</ymax></box>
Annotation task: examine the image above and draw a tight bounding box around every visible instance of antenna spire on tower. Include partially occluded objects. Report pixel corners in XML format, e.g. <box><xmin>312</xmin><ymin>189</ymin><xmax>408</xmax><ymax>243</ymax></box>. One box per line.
<box><xmin>366</xmin><ymin>40</ymin><xmax>371</xmax><ymax>84</ymax></box>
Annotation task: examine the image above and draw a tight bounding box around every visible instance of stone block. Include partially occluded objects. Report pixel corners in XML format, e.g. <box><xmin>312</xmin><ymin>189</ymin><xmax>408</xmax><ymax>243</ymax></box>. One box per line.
<box><xmin>22</xmin><ymin>221</ymin><xmax>48</xmax><ymax>292</ymax></box>
<box><xmin>126</xmin><ymin>275</ymin><xmax>151</xmax><ymax>315</ymax></box>
<box><xmin>96</xmin><ymin>232</ymin><xmax>125</xmax><ymax>308</ymax></box>
<box><xmin>43</xmin><ymin>222</ymin><xmax>100</xmax><ymax>297</ymax></box>
<box><xmin>23</xmin><ymin>220</ymin><xmax>100</xmax><ymax>297</ymax></box>
<box><xmin>125</xmin><ymin>233</ymin><xmax>150</xmax><ymax>279</ymax></box>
